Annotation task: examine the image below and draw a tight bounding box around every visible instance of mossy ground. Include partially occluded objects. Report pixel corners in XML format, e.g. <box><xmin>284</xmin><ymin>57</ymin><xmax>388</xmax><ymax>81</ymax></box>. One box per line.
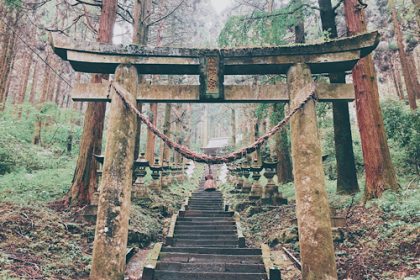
<box><xmin>219</xmin><ymin>176</ymin><xmax>419</xmax><ymax>280</ymax></box>
<box><xmin>0</xmin><ymin>150</ymin><xmax>202</xmax><ymax>280</ymax></box>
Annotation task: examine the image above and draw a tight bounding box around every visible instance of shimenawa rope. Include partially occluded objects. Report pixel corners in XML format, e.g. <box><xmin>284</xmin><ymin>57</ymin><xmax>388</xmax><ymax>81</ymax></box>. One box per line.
<box><xmin>111</xmin><ymin>81</ymin><xmax>316</xmax><ymax>164</ymax></box>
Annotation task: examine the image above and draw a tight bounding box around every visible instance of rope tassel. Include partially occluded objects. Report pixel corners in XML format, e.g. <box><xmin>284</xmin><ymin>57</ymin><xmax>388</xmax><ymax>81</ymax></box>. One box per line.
<box><xmin>111</xmin><ymin>81</ymin><xmax>316</xmax><ymax>164</ymax></box>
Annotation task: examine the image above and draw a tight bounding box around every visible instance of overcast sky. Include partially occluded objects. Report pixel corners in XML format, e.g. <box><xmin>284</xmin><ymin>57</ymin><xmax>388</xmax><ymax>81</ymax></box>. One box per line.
<box><xmin>210</xmin><ymin>0</ymin><xmax>234</xmax><ymax>14</ymax></box>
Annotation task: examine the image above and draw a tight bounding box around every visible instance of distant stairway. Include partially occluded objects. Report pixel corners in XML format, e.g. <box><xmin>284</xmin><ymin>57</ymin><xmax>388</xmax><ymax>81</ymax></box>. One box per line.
<box><xmin>143</xmin><ymin>183</ymin><xmax>280</xmax><ymax>280</ymax></box>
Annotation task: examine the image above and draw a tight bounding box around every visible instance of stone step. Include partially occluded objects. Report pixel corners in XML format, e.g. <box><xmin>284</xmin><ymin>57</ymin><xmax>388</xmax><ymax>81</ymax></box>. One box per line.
<box><xmin>190</xmin><ymin>195</ymin><xmax>223</xmax><ymax>198</ymax></box>
<box><xmin>188</xmin><ymin>202</ymin><xmax>223</xmax><ymax>206</ymax></box>
<box><xmin>161</xmin><ymin>247</ymin><xmax>262</xmax><ymax>255</ymax></box>
<box><xmin>189</xmin><ymin>196</ymin><xmax>223</xmax><ymax>199</ymax></box>
<box><xmin>174</xmin><ymin>229</ymin><xmax>237</xmax><ymax>235</ymax></box>
<box><xmin>187</xmin><ymin>205</ymin><xmax>223</xmax><ymax>209</ymax></box>
<box><xmin>153</xmin><ymin>270</ymin><xmax>267</xmax><ymax>280</ymax></box>
<box><xmin>192</xmin><ymin>191</ymin><xmax>222</xmax><ymax>195</ymax></box>
<box><xmin>176</xmin><ymin>221</ymin><xmax>236</xmax><ymax>226</ymax></box>
<box><xmin>177</xmin><ymin>217</ymin><xmax>235</xmax><ymax>222</ymax></box>
<box><xmin>159</xmin><ymin>253</ymin><xmax>263</xmax><ymax>264</ymax></box>
<box><xmin>187</xmin><ymin>207</ymin><xmax>224</xmax><ymax>211</ymax></box>
<box><xmin>156</xmin><ymin>262</ymin><xmax>266</xmax><ymax>273</ymax></box>
<box><xmin>188</xmin><ymin>200</ymin><xmax>224</xmax><ymax>204</ymax></box>
<box><xmin>173</xmin><ymin>235</ymin><xmax>238</xmax><ymax>241</ymax></box>
<box><xmin>183</xmin><ymin>210</ymin><xmax>234</xmax><ymax>217</ymax></box>
<box><xmin>174</xmin><ymin>239</ymin><xmax>239</xmax><ymax>247</ymax></box>
<box><xmin>175</xmin><ymin>225</ymin><xmax>236</xmax><ymax>231</ymax></box>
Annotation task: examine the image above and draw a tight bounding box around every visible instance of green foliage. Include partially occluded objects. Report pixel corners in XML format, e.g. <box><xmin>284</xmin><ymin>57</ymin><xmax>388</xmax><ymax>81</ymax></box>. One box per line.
<box><xmin>381</xmin><ymin>99</ymin><xmax>420</xmax><ymax>174</ymax></box>
<box><xmin>0</xmin><ymin>164</ymin><xmax>74</xmax><ymax>204</ymax></box>
<box><xmin>255</xmin><ymin>104</ymin><xmax>269</xmax><ymax>120</ymax></box>
<box><xmin>4</xmin><ymin>0</ymin><xmax>22</xmax><ymax>8</ymax></box>
<box><xmin>369</xmin><ymin>188</ymin><xmax>420</xmax><ymax>220</ymax></box>
<box><xmin>0</xmin><ymin>103</ymin><xmax>82</xmax><ymax>175</ymax></box>
<box><xmin>218</xmin><ymin>8</ymin><xmax>293</xmax><ymax>47</ymax></box>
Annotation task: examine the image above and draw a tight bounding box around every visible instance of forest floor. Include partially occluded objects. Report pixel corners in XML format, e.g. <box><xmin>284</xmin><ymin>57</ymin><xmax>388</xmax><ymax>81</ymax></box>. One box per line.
<box><xmin>0</xmin><ymin>165</ymin><xmax>201</xmax><ymax>280</ymax></box>
<box><xmin>220</xmin><ymin>177</ymin><xmax>420</xmax><ymax>280</ymax></box>
<box><xmin>0</xmin><ymin>145</ymin><xmax>418</xmax><ymax>280</ymax></box>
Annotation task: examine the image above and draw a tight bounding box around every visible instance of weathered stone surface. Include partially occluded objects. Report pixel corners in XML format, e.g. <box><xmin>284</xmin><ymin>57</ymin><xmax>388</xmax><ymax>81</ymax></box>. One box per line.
<box><xmin>70</xmin><ymin>82</ymin><xmax>355</xmax><ymax>103</ymax></box>
<box><xmin>51</xmin><ymin>31</ymin><xmax>379</xmax><ymax>75</ymax></box>
<box><xmin>288</xmin><ymin>63</ymin><xmax>337</xmax><ymax>280</ymax></box>
<box><xmin>90</xmin><ymin>64</ymin><xmax>138</xmax><ymax>280</ymax></box>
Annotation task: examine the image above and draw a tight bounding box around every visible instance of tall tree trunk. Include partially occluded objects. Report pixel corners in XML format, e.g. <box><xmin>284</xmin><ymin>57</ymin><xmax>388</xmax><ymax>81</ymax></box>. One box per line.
<box><xmin>231</xmin><ymin>108</ymin><xmax>236</xmax><ymax>147</ymax></box>
<box><xmin>406</xmin><ymin>52</ymin><xmax>420</xmax><ymax>99</ymax></box>
<box><xmin>294</xmin><ymin>0</ymin><xmax>305</xmax><ymax>44</ymax></box>
<box><xmin>0</xmin><ymin>15</ymin><xmax>17</xmax><ymax>111</ymax></box>
<box><xmin>29</xmin><ymin>60</ymin><xmax>39</xmax><ymax>104</ymax></box>
<box><xmin>15</xmin><ymin>52</ymin><xmax>32</xmax><ymax>118</ymax></box>
<box><xmin>132</xmin><ymin>0</ymin><xmax>151</xmax><ymax>159</ymax></box>
<box><xmin>318</xmin><ymin>0</ymin><xmax>359</xmax><ymax>194</ymax></box>
<box><xmin>161</xmin><ymin>103</ymin><xmax>172</xmax><ymax>162</ymax></box>
<box><xmin>390</xmin><ymin>54</ymin><xmax>404</xmax><ymax>100</ymax></box>
<box><xmin>272</xmin><ymin>103</ymin><xmax>293</xmax><ymax>183</ymax></box>
<box><xmin>67</xmin><ymin>0</ymin><xmax>117</xmax><ymax>206</ymax></box>
<box><xmin>145</xmin><ymin>103</ymin><xmax>158</xmax><ymax>163</ymax></box>
<box><xmin>390</xmin><ymin>4</ymin><xmax>417</xmax><ymax>109</ymax></box>
<box><xmin>54</xmin><ymin>72</ymin><xmax>63</xmax><ymax>105</ymax></box>
<box><xmin>344</xmin><ymin>0</ymin><xmax>399</xmax><ymax>200</ymax></box>
<box><xmin>202</xmin><ymin>104</ymin><xmax>208</xmax><ymax>147</ymax></box>
<box><xmin>40</xmin><ymin>54</ymin><xmax>51</xmax><ymax>104</ymax></box>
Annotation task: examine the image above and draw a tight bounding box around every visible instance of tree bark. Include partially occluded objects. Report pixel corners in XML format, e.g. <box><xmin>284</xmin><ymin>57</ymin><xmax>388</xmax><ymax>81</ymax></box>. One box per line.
<box><xmin>0</xmin><ymin>13</ymin><xmax>17</xmax><ymax>111</ymax></box>
<box><xmin>318</xmin><ymin>0</ymin><xmax>359</xmax><ymax>194</ymax></box>
<box><xmin>90</xmin><ymin>65</ymin><xmax>137</xmax><ymax>280</ymax></box>
<box><xmin>39</xmin><ymin>54</ymin><xmax>51</xmax><ymax>104</ymax></box>
<box><xmin>390</xmin><ymin>54</ymin><xmax>404</xmax><ymax>100</ymax></box>
<box><xmin>15</xmin><ymin>52</ymin><xmax>32</xmax><ymax>118</ymax></box>
<box><xmin>161</xmin><ymin>103</ymin><xmax>172</xmax><ymax>162</ymax></box>
<box><xmin>231</xmin><ymin>108</ymin><xmax>236</xmax><ymax>147</ymax></box>
<box><xmin>145</xmin><ymin>103</ymin><xmax>158</xmax><ymax>163</ymax></box>
<box><xmin>391</xmin><ymin>5</ymin><xmax>417</xmax><ymax>109</ymax></box>
<box><xmin>294</xmin><ymin>0</ymin><xmax>305</xmax><ymax>44</ymax></box>
<box><xmin>29</xmin><ymin>60</ymin><xmax>39</xmax><ymax>104</ymax></box>
<box><xmin>289</xmin><ymin>63</ymin><xmax>337</xmax><ymax>280</ymax></box>
<box><xmin>272</xmin><ymin>103</ymin><xmax>293</xmax><ymax>183</ymax></box>
<box><xmin>32</xmin><ymin>118</ymin><xmax>42</xmax><ymax>145</ymax></box>
<box><xmin>344</xmin><ymin>0</ymin><xmax>399</xmax><ymax>200</ymax></box>
<box><xmin>68</xmin><ymin>0</ymin><xmax>117</xmax><ymax>206</ymax></box>
<box><xmin>132</xmin><ymin>0</ymin><xmax>151</xmax><ymax>159</ymax></box>
<box><xmin>406</xmin><ymin>52</ymin><xmax>420</xmax><ymax>99</ymax></box>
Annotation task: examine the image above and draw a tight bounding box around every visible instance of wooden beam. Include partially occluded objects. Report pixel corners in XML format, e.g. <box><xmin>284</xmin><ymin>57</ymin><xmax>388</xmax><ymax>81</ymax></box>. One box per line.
<box><xmin>71</xmin><ymin>82</ymin><xmax>355</xmax><ymax>103</ymax></box>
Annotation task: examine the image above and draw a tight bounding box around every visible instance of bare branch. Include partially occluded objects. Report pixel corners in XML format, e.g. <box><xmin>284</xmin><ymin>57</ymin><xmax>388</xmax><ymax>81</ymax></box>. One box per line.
<box><xmin>243</xmin><ymin>3</ymin><xmax>320</xmax><ymax>21</ymax></box>
<box><xmin>147</xmin><ymin>0</ymin><xmax>185</xmax><ymax>27</ymax></box>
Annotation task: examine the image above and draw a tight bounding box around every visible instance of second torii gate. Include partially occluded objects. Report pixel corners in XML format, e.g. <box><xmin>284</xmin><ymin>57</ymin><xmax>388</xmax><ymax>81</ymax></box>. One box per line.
<box><xmin>50</xmin><ymin>31</ymin><xmax>379</xmax><ymax>280</ymax></box>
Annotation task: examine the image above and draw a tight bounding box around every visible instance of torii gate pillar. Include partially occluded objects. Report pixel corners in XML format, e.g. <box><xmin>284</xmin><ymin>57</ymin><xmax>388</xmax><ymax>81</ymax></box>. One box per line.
<box><xmin>90</xmin><ymin>64</ymin><xmax>138</xmax><ymax>280</ymax></box>
<box><xmin>288</xmin><ymin>63</ymin><xmax>337</xmax><ymax>279</ymax></box>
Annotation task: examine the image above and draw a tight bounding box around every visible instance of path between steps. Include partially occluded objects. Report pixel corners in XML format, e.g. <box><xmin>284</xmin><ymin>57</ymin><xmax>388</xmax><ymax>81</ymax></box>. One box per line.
<box><xmin>142</xmin><ymin>181</ymin><xmax>278</xmax><ymax>280</ymax></box>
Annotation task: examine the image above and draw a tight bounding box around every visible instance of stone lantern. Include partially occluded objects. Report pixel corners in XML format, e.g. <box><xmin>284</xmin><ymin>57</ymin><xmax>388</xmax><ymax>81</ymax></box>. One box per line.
<box><xmin>149</xmin><ymin>159</ymin><xmax>162</xmax><ymax>192</ymax></box>
<box><xmin>160</xmin><ymin>160</ymin><xmax>170</xmax><ymax>190</ymax></box>
<box><xmin>235</xmin><ymin>165</ymin><xmax>243</xmax><ymax>190</ymax></box>
<box><xmin>241</xmin><ymin>161</ymin><xmax>252</xmax><ymax>193</ymax></box>
<box><xmin>176</xmin><ymin>163</ymin><xmax>183</xmax><ymax>182</ymax></box>
<box><xmin>132</xmin><ymin>153</ymin><xmax>150</xmax><ymax>198</ymax></box>
<box><xmin>262</xmin><ymin>159</ymin><xmax>287</xmax><ymax>205</ymax></box>
<box><xmin>249</xmin><ymin>159</ymin><xmax>263</xmax><ymax>200</ymax></box>
<box><xmin>226</xmin><ymin>164</ymin><xmax>235</xmax><ymax>185</ymax></box>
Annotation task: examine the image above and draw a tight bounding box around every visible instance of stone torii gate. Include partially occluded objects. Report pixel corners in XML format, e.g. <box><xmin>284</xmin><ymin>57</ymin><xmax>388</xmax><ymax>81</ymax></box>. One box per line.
<box><xmin>50</xmin><ymin>31</ymin><xmax>379</xmax><ymax>280</ymax></box>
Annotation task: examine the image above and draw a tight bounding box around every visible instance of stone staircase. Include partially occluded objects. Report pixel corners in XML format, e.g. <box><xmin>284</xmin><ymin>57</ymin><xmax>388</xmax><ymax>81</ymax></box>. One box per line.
<box><xmin>143</xmin><ymin>183</ymin><xmax>280</xmax><ymax>280</ymax></box>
